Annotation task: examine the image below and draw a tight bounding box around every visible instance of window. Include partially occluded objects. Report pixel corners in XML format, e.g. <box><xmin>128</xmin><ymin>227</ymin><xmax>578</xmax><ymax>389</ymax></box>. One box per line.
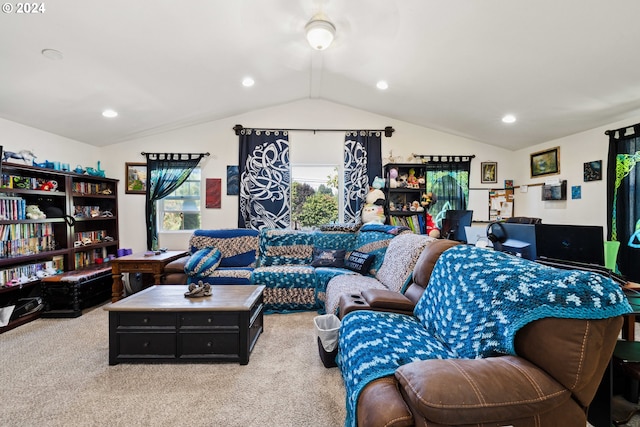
<box><xmin>158</xmin><ymin>168</ymin><xmax>201</xmax><ymax>231</ymax></box>
<box><xmin>291</xmin><ymin>165</ymin><xmax>340</xmax><ymax>229</ymax></box>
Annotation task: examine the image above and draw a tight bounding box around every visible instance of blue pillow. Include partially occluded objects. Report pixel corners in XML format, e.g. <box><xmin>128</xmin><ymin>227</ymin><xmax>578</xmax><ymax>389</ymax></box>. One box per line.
<box><xmin>185</xmin><ymin>248</ymin><xmax>222</xmax><ymax>277</ymax></box>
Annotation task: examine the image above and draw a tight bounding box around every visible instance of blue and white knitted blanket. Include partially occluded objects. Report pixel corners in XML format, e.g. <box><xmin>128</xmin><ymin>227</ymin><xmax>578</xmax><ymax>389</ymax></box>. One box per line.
<box><xmin>338</xmin><ymin>245</ymin><xmax>632</xmax><ymax>427</ymax></box>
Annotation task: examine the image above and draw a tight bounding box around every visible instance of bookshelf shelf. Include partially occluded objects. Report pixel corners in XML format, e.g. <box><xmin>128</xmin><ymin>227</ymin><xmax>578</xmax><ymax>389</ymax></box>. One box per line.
<box><xmin>0</xmin><ymin>162</ymin><xmax>119</xmax><ymax>332</ymax></box>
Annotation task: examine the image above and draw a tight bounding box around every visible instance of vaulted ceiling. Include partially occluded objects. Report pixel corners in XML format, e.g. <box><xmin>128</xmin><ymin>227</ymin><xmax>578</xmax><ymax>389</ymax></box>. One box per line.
<box><xmin>1</xmin><ymin>0</ymin><xmax>640</xmax><ymax>150</ymax></box>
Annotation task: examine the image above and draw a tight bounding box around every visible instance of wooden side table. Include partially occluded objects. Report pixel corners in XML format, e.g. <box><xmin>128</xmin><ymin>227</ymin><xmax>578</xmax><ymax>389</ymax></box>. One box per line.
<box><xmin>110</xmin><ymin>251</ymin><xmax>188</xmax><ymax>302</ymax></box>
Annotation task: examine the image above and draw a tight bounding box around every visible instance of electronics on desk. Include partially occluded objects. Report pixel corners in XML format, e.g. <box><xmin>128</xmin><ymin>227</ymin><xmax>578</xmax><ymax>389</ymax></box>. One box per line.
<box><xmin>464</xmin><ymin>225</ymin><xmax>492</xmax><ymax>247</ymax></box>
<box><xmin>534</xmin><ymin>224</ymin><xmax>605</xmax><ymax>266</ymax></box>
<box><xmin>486</xmin><ymin>222</ymin><xmax>537</xmax><ymax>260</ymax></box>
<box><xmin>442</xmin><ymin>210</ymin><xmax>473</xmax><ymax>242</ymax></box>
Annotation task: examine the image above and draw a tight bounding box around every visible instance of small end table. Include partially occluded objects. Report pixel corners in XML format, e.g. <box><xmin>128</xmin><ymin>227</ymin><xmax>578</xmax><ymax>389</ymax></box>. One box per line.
<box><xmin>110</xmin><ymin>250</ymin><xmax>188</xmax><ymax>302</ymax></box>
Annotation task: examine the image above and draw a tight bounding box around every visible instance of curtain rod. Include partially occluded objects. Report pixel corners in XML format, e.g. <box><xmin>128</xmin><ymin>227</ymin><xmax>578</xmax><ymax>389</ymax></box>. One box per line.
<box><xmin>605</xmin><ymin>122</ymin><xmax>640</xmax><ymax>137</ymax></box>
<box><xmin>412</xmin><ymin>154</ymin><xmax>476</xmax><ymax>161</ymax></box>
<box><xmin>141</xmin><ymin>152</ymin><xmax>210</xmax><ymax>156</ymax></box>
<box><xmin>233</xmin><ymin>124</ymin><xmax>395</xmax><ymax>137</ymax></box>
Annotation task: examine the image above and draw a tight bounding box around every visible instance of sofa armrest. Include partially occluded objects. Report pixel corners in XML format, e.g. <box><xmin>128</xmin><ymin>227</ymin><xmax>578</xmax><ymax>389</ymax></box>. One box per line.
<box><xmin>361</xmin><ymin>289</ymin><xmax>415</xmax><ymax>312</ymax></box>
<box><xmin>164</xmin><ymin>255</ymin><xmax>191</xmax><ymax>273</ymax></box>
<box><xmin>395</xmin><ymin>356</ymin><xmax>571</xmax><ymax>425</ymax></box>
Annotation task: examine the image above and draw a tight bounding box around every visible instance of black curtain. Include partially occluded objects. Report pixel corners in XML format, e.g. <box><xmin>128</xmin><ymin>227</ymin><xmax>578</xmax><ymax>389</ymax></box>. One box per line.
<box><xmin>145</xmin><ymin>153</ymin><xmax>205</xmax><ymax>250</ymax></box>
<box><xmin>238</xmin><ymin>129</ymin><xmax>290</xmax><ymax>229</ymax></box>
<box><xmin>343</xmin><ymin>131</ymin><xmax>382</xmax><ymax>224</ymax></box>
<box><xmin>607</xmin><ymin>124</ymin><xmax>640</xmax><ymax>281</ymax></box>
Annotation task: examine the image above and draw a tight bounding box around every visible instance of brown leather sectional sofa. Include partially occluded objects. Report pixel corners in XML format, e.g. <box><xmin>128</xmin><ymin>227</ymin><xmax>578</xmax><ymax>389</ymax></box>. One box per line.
<box><xmin>338</xmin><ymin>240</ymin><xmax>625</xmax><ymax>427</ymax></box>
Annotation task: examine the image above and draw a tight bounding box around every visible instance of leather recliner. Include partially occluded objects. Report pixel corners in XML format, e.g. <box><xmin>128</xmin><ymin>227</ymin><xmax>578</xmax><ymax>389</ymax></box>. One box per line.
<box><xmin>339</xmin><ymin>241</ymin><xmax>623</xmax><ymax>427</ymax></box>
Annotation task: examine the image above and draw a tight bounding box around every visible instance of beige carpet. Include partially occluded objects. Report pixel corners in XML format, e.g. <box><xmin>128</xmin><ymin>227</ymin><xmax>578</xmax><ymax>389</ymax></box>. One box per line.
<box><xmin>0</xmin><ymin>306</ymin><xmax>346</xmax><ymax>427</ymax></box>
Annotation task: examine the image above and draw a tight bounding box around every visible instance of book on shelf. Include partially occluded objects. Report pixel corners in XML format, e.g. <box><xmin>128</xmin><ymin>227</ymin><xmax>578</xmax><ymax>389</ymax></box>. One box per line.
<box><xmin>389</xmin><ymin>214</ymin><xmax>426</xmax><ymax>234</ymax></box>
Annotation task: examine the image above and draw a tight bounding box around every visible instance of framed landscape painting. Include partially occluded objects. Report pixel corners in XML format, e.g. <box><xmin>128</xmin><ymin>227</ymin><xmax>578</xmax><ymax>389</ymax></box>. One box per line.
<box><xmin>530</xmin><ymin>147</ymin><xmax>560</xmax><ymax>178</ymax></box>
<box><xmin>125</xmin><ymin>162</ymin><xmax>147</xmax><ymax>194</ymax></box>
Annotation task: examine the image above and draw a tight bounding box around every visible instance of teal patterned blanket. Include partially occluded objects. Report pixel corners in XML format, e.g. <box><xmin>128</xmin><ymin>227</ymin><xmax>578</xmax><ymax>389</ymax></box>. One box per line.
<box><xmin>338</xmin><ymin>245</ymin><xmax>632</xmax><ymax>427</ymax></box>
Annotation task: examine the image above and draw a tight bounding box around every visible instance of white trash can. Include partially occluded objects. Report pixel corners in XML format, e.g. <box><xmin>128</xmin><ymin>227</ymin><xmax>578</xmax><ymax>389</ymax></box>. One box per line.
<box><xmin>314</xmin><ymin>314</ymin><xmax>341</xmax><ymax>368</ymax></box>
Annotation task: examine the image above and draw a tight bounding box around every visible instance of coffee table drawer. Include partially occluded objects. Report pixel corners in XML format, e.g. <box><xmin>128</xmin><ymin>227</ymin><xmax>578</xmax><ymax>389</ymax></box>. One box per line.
<box><xmin>117</xmin><ymin>312</ymin><xmax>176</xmax><ymax>328</ymax></box>
<box><xmin>118</xmin><ymin>332</ymin><xmax>176</xmax><ymax>357</ymax></box>
<box><xmin>179</xmin><ymin>332</ymin><xmax>239</xmax><ymax>357</ymax></box>
<box><xmin>180</xmin><ymin>312</ymin><xmax>238</xmax><ymax>327</ymax></box>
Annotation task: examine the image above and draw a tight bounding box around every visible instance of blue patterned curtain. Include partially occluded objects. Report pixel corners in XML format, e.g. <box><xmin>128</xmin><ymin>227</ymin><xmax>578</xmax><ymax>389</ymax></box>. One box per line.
<box><xmin>422</xmin><ymin>157</ymin><xmax>472</xmax><ymax>228</ymax></box>
<box><xmin>145</xmin><ymin>153</ymin><xmax>205</xmax><ymax>250</ymax></box>
<box><xmin>607</xmin><ymin>125</ymin><xmax>640</xmax><ymax>281</ymax></box>
<box><xmin>343</xmin><ymin>131</ymin><xmax>382</xmax><ymax>223</ymax></box>
<box><xmin>238</xmin><ymin>129</ymin><xmax>290</xmax><ymax>229</ymax></box>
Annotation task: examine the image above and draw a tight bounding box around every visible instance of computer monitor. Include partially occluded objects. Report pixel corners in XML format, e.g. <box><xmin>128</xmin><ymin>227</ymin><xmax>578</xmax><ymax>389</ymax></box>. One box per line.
<box><xmin>441</xmin><ymin>210</ymin><xmax>473</xmax><ymax>242</ymax></box>
<box><xmin>535</xmin><ymin>224</ymin><xmax>605</xmax><ymax>266</ymax></box>
<box><xmin>500</xmin><ymin>223</ymin><xmax>537</xmax><ymax>261</ymax></box>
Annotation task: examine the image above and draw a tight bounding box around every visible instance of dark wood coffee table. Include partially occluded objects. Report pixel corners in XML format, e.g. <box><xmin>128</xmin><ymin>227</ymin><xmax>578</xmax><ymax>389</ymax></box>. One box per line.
<box><xmin>104</xmin><ymin>285</ymin><xmax>265</xmax><ymax>365</ymax></box>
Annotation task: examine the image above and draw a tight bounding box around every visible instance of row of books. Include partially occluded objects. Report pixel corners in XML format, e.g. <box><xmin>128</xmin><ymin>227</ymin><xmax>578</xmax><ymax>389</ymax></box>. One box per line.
<box><xmin>72</xmin><ymin>182</ymin><xmax>111</xmax><ymax>195</ymax></box>
<box><xmin>0</xmin><ymin>258</ymin><xmax>61</xmax><ymax>286</ymax></box>
<box><xmin>0</xmin><ymin>235</ymin><xmax>55</xmax><ymax>258</ymax></box>
<box><xmin>0</xmin><ymin>223</ymin><xmax>54</xmax><ymax>241</ymax></box>
<box><xmin>74</xmin><ymin>230</ymin><xmax>107</xmax><ymax>244</ymax></box>
<box><xmin>389</xmin><ymin>214</ymin><xmax>426</xmax><ymax>234</ymax></box>
<box><xmin>74</xmin><ymin>247</ymin><xmax>108</xmax><ymax>269</ymax></box>
<box><xmin>0</xmin><ymin>196</ymin><xmax>27</xmax><ymax>221</ymax></box>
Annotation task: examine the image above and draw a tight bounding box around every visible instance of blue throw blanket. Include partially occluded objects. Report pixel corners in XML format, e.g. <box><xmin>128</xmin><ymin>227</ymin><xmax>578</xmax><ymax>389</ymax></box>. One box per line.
<box><xmin>338</xmin><ymin>245</ymin><xmax>632</xmax><ymax>427</ymax></box>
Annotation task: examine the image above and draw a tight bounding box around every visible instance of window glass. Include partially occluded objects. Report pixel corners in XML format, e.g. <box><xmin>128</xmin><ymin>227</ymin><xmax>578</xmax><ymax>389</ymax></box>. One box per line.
<box><xmin>291</xmin><ymin>165</ymin><xmax>340</xmax><ymax>229</ymax></box>
<box><xmin>158</xmin><ymin>168</ymin><xmax>201</xmax><ymax>231</ymax></box>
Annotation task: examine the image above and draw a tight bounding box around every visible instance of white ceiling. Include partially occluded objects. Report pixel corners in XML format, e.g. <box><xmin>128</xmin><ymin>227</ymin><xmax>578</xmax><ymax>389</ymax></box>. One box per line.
<box><xmin>1</xmin><ymin>0</ymin><xmax>640</xmax><ymax>150</ymax></box>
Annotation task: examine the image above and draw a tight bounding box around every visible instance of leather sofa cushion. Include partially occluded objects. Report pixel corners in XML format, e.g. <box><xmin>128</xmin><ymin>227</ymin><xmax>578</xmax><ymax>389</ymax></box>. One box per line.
<box><xmin>362</xmin><ymin>289</ymin><xmax>414</xmax><ymax>312</ymax></box>
<box><xmin>395</xmin><ymin>356</ymin><xmax>571</xmax><ymax>425</ymax></box>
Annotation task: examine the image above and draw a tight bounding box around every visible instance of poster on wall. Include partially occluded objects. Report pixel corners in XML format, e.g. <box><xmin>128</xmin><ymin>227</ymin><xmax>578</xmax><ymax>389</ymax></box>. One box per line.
<box><xmin>206</xmin><ymin>178</ymin><xmax>222</xmax><ymax>209</ymax></box>
<box><xmin>227</xmin><ymin>165</ymin><xmax>239</xmax><ymax>195</ymax></box>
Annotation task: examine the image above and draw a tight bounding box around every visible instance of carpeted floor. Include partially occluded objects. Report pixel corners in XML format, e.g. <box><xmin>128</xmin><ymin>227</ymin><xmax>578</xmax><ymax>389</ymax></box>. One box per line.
<box><xmin>0</xmin><ymin>306</ymin><xmax>346</xmax><ymax>427</ymax></box>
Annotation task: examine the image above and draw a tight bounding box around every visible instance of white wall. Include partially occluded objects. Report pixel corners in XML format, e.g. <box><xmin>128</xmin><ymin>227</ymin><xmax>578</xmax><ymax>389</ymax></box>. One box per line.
<box><xmin>0</xmin><ymin>117</ymin><xmax>101</xmax><ymax>168</ymax></box>
<box><xmin>107</xmin><ymin>99</ymin><xmax>515</xmax><ymax>251</ymax></box>
<box><xmin>512</xmin><ymin>114</ymin><xmax>640</xmax><ymax>227</ymax></box>
<box><xmin>5</xmin><ymin>101</ymin><xmax>637</xmax><ymax>252</ymax></box>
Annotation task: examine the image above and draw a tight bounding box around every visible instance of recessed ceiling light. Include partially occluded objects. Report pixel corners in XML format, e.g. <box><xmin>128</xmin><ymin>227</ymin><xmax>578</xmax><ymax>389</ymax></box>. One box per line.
<box><xmin>502</xmin><ymin>114</ymin><xmax>516</xmax><ymax>124</ymax></box>
<box><xmin>102</xmin><ymin>109</ymin><xmax>118</xmax><ymax>118</ymax></box>
<box><xmin>41</xmin><ymin>49</ymin><xmax>63</xmax><ymax>60</ymax></box>
<box><xmin>242</xmin><ymin>77</ymin><xmax>255</xmax><ymax>87</ymax></box>
<box><xmin>376</xmin><ymin>80</ymin><xmax>389</xmax><ymax>90</ymax></box>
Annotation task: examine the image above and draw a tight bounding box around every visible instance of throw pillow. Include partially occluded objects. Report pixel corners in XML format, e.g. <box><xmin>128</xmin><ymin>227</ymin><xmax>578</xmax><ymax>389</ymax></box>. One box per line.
<box><xmin>311</xmin><ymin>248</ymin><xmax>346</xmax><ymax>268</ymax></box>
<box><xmin>185</xmin><ymin>248</ymin><xmax>223</xmax><ymax>277</ymax></box>
<box><xmin>344</xmin><ymin>251</ymin><xmax>375</xmax><ymax>275</ymax></box>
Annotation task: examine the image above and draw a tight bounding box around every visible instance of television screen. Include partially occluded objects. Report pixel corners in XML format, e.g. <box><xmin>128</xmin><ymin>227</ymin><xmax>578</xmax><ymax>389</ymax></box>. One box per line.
<box><xmin>441</xmin><ymin>210</ymin><xmax>473</xmax><ymax>242</ymax></box>
<box><xmin>535</xmin><ymin>224</ymin><xmax>605</xmax><ymax>266</ymax></box>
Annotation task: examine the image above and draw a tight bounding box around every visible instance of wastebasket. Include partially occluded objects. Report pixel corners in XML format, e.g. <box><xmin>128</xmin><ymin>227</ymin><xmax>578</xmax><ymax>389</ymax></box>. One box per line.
<box><xmin>314</xmin><ymin>314</ymin><xmax>341</xmax><ymax>368</ymax></box>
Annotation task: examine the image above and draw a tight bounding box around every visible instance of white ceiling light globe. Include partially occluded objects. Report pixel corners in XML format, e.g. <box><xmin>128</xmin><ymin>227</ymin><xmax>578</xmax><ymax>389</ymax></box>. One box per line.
<box><xmin>305</xmin><ymin>16</ymin><xmax>336</xmax><ymax>50</ymax></box>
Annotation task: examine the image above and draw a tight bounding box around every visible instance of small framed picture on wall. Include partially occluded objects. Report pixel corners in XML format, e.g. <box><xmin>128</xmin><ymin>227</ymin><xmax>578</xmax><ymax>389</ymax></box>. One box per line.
<box><xmin>125</xmin><ymin>162</ymin><xmax>147</xmax><ymax>194</ymax></box>
<box><xmin>481</xmin><ymin>162</ymin><xmax>497</xmax><ymax>184</ymax></box>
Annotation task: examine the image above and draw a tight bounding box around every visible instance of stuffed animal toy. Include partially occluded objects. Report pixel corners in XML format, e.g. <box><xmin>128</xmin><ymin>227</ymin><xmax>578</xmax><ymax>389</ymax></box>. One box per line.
<box><xmin>372</xmin><ymin>176</ymin><xmax>385</xmax><ymax>190</ymax></box>
<box><xmin>366</xmin><ymin>188</ymin><xmax>386</xmax><ymax>206</ymax></box>
<box><xmin>361</xmin><ymin>204</ymin><xmax>385</xmax><ymax>224</ymax></box>
<box><xmin>407</xmin><ymin>168</ymin><xmax>419</xmax><ymax>188</ymax></box>
<box><xmin>26</xmin><ymin>205</ymin><xmax>46</xmax><ymax>220</ymax></box>
<box><xmin>388</xmin><ymin>168</ymin><xmax>398</xmax><ymax>188</ymax></box>
<box><xmin>397</xmin><ymin>174</ymin><xmax>408</xmax><ymax>188</ymax></box>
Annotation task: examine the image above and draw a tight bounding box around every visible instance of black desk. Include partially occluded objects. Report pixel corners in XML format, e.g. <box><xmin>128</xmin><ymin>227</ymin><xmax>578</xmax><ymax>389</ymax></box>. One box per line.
<box><xmin>589</xmin><ymin>290</ymin><xmax>640</xmax><ymax>427</ymax></box>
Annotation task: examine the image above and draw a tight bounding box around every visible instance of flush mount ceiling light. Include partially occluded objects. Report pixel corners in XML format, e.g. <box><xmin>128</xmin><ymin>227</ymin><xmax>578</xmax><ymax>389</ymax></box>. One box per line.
<box><xmin>305</xmin><ymin>13</ymin><xmax>336</xmax><ymax>50</ymax></box>
<box><xmin>502</xmin><ymin>114</ymin><xmax>516</xmax><ymax>124</ymax></box>
<box><xmin>376</xmin><ymin>80</ymin><xmax>389</xmax><ymax>90</ymax></box>
<box><xmin>242</xmin><ymin>77</ymin><xmax>255</xmax><ymax>87</ymax></box>
<box><xmin>102</xmin><ymin>109</ymin><xmax>118</xmax><ymax>118</ymax></box>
